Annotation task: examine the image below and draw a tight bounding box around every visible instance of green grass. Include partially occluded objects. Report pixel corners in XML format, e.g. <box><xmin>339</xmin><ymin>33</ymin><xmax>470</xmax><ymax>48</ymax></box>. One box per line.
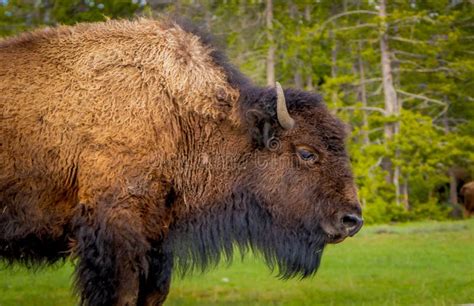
<box><xmin>1</xmin><ymin>220</ymin><xmax>473</xmax><ymax>305</ymax></box>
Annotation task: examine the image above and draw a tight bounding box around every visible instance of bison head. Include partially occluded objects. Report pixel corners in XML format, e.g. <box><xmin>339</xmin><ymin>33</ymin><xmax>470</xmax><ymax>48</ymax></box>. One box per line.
<box><xmin>166</xmin><ymin>82</ymin><xmax>362</xmax><ymax>279</ymax></box>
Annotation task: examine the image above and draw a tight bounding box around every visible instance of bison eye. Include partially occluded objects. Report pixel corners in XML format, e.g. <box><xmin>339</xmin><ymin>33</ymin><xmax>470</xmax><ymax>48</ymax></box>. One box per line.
<box><xmin>296</xmin><ymin>147</ymin><xmax>319</xmax><ymax>163</ymax></box>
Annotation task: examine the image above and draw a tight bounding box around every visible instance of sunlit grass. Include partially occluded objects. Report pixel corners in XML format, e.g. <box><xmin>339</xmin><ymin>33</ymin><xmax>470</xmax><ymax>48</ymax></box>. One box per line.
<box><xmin>1</xmin><ymin>219</ymin><xmax>473</xmax><ymax>305</ymax></box>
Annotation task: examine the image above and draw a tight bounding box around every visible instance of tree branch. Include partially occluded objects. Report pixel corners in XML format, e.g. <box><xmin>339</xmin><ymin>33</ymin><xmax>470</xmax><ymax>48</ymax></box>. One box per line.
<box><xmin>337</xmin><ymin>106</ymin><xmax>387</xmax><ymax>115</ymax></box>
<box><xmin>432</xmin><ymin>106</ymin><xmax>449</xmax><ymax>122</ymax></box>
<box><xmin>318</xmin><ymin>10</ymin><xmax>378</xmax><ymax>36</ymax></box>
<box><xmin>350</xmin><ymin>38</ymin><xmax>380</xmax><ymax>44</ymax></box>
<box><xmin>393</xmin><ymin>50</ymin><xmax>428</xmax><ymax>59</ymax></box>
<box><xmin>392</xmin><ymin>55</ymin><xmax>420</xmax><ymax>67</ymax></box>
<box><xmin>389</xmin><ymin>15</ymin><xmax>435</xmax><ymax>25</ymax></box>
<box><xmin>369</xmin><ymin>83</ymin><xmax>383</xmax><ymax>97</ymax></box>
<box><xmin>396</xmin><ymin>67</ymin><xmax>453</xmax><ymax>73</ymax></box>
<box><xmin>357</xmin><ymin>78</ymin><xmax>382</xmax><ymax>86</ymax></box>
<box><xmin>396</xmin><ymin>90</ymin><xmax>447</xmax><ymax>106</ymax></box>
<box><xmin>390</xmin><ymin>36</ymin><xmax>427</xmax><ymax>45</ymax></box>
<box><xmin>333</xmin><ymin>23</ymin><xmax>378</xmax><ymax>33</ymax></box>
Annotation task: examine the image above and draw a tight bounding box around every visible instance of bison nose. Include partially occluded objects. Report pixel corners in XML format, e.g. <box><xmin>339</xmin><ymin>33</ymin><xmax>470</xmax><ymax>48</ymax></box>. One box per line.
<box><xmin>341</xmin><ymin>214</ymin><xmax>364</xmax><ymax>237</ymax></box>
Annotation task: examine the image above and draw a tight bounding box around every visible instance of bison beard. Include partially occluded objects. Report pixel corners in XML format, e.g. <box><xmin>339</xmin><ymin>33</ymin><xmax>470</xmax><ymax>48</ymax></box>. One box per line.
<box><xmin>165</xmin><ymin>188</ymin><xmax>326</xmax><ymax>279</ymax></box>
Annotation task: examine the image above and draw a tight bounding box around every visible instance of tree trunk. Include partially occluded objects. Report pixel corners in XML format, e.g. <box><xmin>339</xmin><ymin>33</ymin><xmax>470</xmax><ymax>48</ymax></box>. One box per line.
<box><xmin>353</xmin><ymin>0</ymin><xmax>369</xmax><ymax>145</ymax></box>
<box><xmin>402</xmin><ymin>177</ymin><xmax>409</xmax><ymax>210</ymax></box>
<box><xmin>393</xmin><ymin>161</ymin><xmax>401</xmax><ymax>206</ymax></box>
<box><xmin>379</xmin><ymin>0</ymin><xmax>401</xmax><ymax>205</ymax></box>
<box><xmin>304</xmin><ymin>4</ymin><xmax>313</xmax><ymax>91</ymax></box>
<box><xmin>294</xmin><ymin>71</ymin><xmax>303</xmax><ymax>89</ymax></box>
<box><xmin>306</xmin><ymin>76</ymin><xmax>314</xmax><ymax>91</ymax></box>
<box><xmin>443</xmin><ymin>100</ymin><xmax>458</xmax><ymax>205</ymax></box>
<box><xmin>449</xmin><ymin>170</ymin><xmax>458</xmax><ymax>205</ymax></box>
<box><xmin>330</xmin><ymin>27</ymin><xmax>338</xmax><ymax>107</ymax></box>
<box><xmin>357</xmin><ymin>41</ymin><xmax>369</xmax><ymax>145</ymax></box>
<box><xmin>289</xmin><ymin>2</ymin><xmax>303</xmax><ymax>89</ymax></box>
<box><xmin>379</xmin><ymin>0</ymin><xmax>399</xmax><ymax>140</ymax></box>
<box><xmin>266</xmin><ymin>0</ymin><xmax>275</xmax><ymax>86</ymax></box>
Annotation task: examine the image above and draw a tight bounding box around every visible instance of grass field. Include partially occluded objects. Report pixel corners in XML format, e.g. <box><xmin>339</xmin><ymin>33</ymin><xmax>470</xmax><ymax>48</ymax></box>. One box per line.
<box><xmin>1</xmin><ymin>220</ymin><xmax>473</xmax><ymax>306</ymax></box>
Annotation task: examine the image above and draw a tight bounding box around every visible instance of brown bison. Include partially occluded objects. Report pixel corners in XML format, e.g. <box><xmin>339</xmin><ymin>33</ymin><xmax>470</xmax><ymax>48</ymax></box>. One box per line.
<box><xmin>0</xmin><ymin>19</ymin><xmax>363</xmax><ymax>306</ymax></box>
<box><xmin>461</xmin><ymin>182</ymin><xmax>474</xmax><ymax>217</ymax></box>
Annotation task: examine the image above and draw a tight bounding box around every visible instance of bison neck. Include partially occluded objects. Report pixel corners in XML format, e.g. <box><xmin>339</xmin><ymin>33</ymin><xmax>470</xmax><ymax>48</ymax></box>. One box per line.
<box><xmin>163</xmin><ymin>188</ymin><xmax>326</xmax><ymax>279</ymax></box>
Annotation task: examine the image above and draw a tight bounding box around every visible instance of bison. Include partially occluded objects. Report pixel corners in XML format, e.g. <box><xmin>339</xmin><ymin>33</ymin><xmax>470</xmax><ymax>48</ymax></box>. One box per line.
<box><xmin>0</xmin><ymin>19</ymin><xmax>363</xmax><ymax>306</ymax></box>
<box><xmin>460</xmin><ymin>182</ymin><xmax>474</xmax><ymax>217</ymax></box>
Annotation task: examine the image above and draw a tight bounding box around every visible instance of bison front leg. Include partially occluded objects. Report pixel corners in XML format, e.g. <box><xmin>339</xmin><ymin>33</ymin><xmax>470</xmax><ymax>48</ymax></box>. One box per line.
<box><xmin>137</xmin><ymin>244</ymin><xmax>173</xmax><ymax>306</ymax></box>
<box><xmin>72</xmin><ymin>202</ymin><xmax>150</xmax><ymax>306</ymax></box>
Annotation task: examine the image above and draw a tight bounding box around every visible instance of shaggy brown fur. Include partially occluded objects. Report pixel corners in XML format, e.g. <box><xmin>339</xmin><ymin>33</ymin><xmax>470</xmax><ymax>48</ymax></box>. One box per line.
<box><xmin>1</xmin><ymin>19</ymin><xmax>362</xmax><ymax>306</ymax></box>
<box><xmin>460</xmin><ymin>182</ymin><xmax>474</xmax><ymax>217</ymax></box>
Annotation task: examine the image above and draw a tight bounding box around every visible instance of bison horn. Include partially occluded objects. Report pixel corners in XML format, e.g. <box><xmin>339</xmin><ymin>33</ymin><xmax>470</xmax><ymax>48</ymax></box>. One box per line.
<box><xmin>276</xmin><ymin>82</ymin><xmax>295</xmax><ymax>130</ymax></box>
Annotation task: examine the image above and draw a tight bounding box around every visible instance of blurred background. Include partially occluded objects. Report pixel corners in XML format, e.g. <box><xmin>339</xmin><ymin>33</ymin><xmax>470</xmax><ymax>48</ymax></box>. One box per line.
<box><xmin>0</xmin><ymin>0</ymin><xmax>473</xmax><ymax>305</ymax></box>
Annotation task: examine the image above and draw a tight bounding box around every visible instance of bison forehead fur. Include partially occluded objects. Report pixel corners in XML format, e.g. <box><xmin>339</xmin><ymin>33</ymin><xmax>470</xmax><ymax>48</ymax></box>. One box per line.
<box><xmin>0</xmin><ymin>18</ymin><xmax>361</xmax><ymax>306</ymax></box>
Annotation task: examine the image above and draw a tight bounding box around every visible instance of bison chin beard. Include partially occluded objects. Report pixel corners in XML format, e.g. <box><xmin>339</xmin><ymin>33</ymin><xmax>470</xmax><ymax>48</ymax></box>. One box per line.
<box><xmin>163</xmin><ymin>188</ymin><xmax>327</xmax><ymax>279</ymax></box>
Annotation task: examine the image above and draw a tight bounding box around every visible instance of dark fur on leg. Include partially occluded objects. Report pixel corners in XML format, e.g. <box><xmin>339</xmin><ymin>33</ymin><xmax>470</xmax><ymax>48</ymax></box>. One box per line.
<box><xmin>137</xmin><ymin>243</ymin><xmax>173</xmax><ymax>306</ymax></box>
<box><xmin>72</xmin><ymin>204</ymin><xmax>150</xmax><ymax>306</ymax></box>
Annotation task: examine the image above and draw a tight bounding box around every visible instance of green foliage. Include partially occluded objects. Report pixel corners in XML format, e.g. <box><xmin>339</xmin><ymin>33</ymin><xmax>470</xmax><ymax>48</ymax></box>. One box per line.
<box><xmin>0</xmin><ymin>0</ymin><xmax>141</xmax><ymax>36</ymax></box>
<box><xmin>52</xmin><ymin>0</ymin><xmax>141</xmax><ymax>24</ymax></box>
<box><xmin>409</xmin><ymin>198</ymin><xmax>452</xmax><ymax>221</ymax></box>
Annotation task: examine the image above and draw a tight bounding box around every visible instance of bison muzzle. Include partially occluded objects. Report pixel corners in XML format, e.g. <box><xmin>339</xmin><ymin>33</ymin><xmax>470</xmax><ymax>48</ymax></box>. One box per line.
<box><xmin>0</xmin><ymin>18</ymin><xmax>363</xmax><ymax>306</ymax></box>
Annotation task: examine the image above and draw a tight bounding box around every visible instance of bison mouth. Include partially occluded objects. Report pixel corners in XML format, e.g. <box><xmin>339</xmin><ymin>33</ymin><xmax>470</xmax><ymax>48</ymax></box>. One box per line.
<box><xmin>164</xmin><ymin>191</ymin><xmax>327</xmax><ymax>279</ymax></box>
<box><xmin>325</xmin><ymin>233</ymin><xmax>346</xmax><ymax>244</ymax></box>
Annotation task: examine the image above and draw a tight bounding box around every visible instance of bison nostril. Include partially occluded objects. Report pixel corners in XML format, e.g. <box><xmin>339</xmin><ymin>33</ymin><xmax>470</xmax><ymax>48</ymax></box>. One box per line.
<box><xmin>341</xmin><ymin>214</ymin><xmax>363</xmax><ymax>237</ymax></box>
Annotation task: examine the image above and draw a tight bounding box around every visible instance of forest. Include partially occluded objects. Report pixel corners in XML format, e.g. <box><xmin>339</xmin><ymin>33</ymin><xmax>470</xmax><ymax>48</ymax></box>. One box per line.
<box><xmin>1</xmin><ymin>0</ymin><xmax>473</xmax><ymax>223</ymax></box>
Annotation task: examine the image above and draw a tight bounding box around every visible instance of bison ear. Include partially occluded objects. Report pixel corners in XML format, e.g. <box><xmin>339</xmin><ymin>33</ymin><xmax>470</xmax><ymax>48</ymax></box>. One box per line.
<box><xmin>244</xmin><ymin>108</ymin><xmax>279</xmax><ymax>150</ymax></box>
<box><xmin>240</xmin><ymin>83</ymin><xmax>293</xmax><ymax>150</ymax></box>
